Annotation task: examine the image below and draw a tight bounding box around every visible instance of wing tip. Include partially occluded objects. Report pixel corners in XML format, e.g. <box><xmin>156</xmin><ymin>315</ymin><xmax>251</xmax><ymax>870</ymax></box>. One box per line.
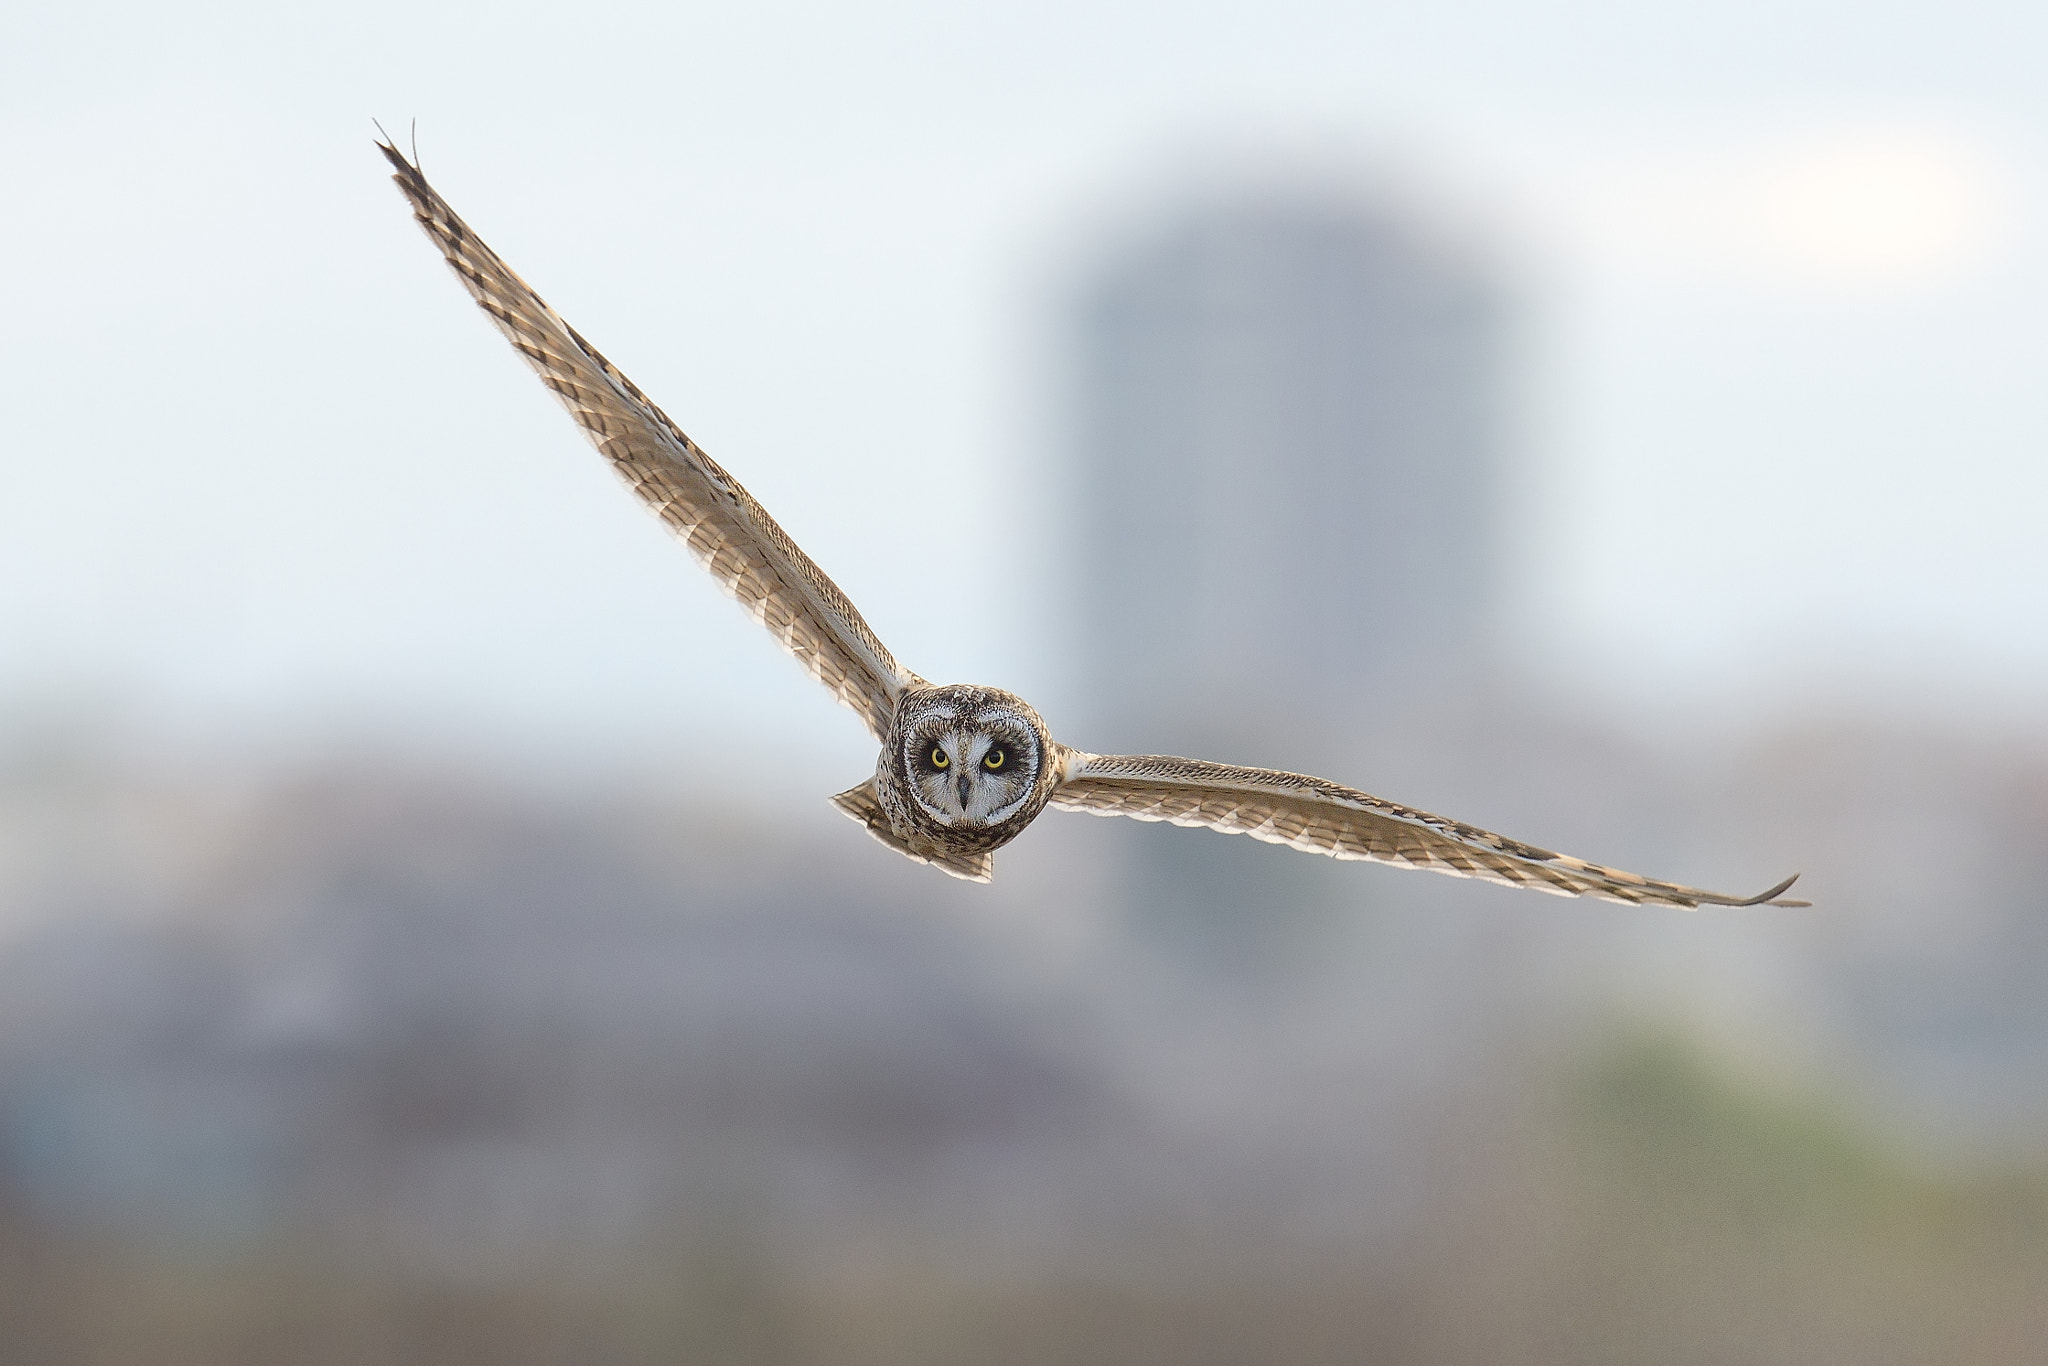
<box><xmin>372</xmin><ymin>119</ymin><xmax>421</xmax><ymax>174</ymax></box>
<box><xmin>1740</xmin><ymin>873</ymin><xmax>1810</xmax><ymax>908</ymax></box>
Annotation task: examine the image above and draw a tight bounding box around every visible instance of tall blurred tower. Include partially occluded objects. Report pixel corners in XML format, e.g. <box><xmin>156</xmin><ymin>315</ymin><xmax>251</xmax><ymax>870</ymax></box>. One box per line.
<box><xmin>1069</xmin><ymin>188</ymin><xmax>1505</xmax><ymax>766</ymax></box>
<box><xmin>1066</xmin><ymin>185</ymin><xmax>1508</xmax><ymax>964</ymax></box>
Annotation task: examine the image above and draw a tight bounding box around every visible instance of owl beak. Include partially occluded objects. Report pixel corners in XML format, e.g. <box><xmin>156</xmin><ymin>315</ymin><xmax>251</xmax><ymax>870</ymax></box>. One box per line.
<box><xmin>957</xmin><ymin>774</ymin><xmax>972</xmax><ymax>806</ymax></box>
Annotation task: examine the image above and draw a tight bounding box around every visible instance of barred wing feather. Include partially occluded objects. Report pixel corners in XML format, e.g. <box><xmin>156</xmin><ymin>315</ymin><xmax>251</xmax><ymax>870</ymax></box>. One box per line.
<box><xmin>379</xmin><ymin>141</ymin><xmax>918</xmax><ymax>740</ymax></box>
<box><xmin>1050</xmin><ymin>753</ymin><xmax>1807</xmax><ymax>909</ymax></box>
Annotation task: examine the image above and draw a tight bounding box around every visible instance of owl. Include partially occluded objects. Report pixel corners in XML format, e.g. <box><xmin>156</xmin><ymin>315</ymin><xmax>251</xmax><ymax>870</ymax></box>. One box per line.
<box><xmin>379</xmin><ymin>140</ymin><xmax>1806</xmax><ymax>910</ymax></box>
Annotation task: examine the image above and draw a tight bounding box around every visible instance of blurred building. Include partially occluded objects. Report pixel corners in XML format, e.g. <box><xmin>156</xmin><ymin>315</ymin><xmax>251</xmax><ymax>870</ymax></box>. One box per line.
<box><xmin>1067</xmin><ymin>188</ymin><xmax>1506</xmax><ymax>760</ymax></box>
<box><xmin>1065</xmin><ymin>186</ymin><xmax>1507</xmax><ymax>957</ymax></box>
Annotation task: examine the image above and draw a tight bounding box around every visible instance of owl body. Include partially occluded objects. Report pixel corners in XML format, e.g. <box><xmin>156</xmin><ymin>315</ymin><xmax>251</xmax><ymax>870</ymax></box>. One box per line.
<box><xmin>380</xmin><ymin>140</ymin><xmax>1807</xmax><ymax>911</ymax></box>
<box><xmin>873</xmin><ymin>684</ymin><xmax>1063</xmax><ymax>861</ymax></box>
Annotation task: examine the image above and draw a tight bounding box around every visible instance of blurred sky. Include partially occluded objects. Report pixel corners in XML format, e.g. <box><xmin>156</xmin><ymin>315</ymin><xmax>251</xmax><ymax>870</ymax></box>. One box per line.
<box><xmin>4</xmin><ymin>0</ymin><xmax>2046</xmax><ymax>781</ymax></box>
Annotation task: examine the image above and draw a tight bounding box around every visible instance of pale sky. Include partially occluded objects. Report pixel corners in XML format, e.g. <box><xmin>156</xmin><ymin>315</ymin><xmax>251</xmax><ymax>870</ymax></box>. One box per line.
<box><xmin>4</xmin><ymin>0</ymin><xmax>2046</xmax><ymax>778</ymax></box>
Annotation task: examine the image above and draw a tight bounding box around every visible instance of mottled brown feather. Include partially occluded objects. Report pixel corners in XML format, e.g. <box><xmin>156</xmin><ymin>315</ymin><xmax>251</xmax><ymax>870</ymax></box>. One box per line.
<box><xmin>831</xmin><ymin>778</ymin><xmax>994</xmax><ymax>883</ymax></box>
<box><xmin>378</xmin><ymin>141</ymin><xmax>919</xmax><ymax>740</ymax></box>
<box><xmin>1050</xmin><ymin>753</ymin><xmax>1807</xmax><ymax>909</ymax></box>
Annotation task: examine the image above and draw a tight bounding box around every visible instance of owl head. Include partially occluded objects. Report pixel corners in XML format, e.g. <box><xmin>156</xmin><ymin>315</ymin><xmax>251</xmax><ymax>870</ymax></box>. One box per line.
<box><xmin>892</xmin><ymin>685</ymin><xmax>1051</xmax><ymax>835</ymax></box>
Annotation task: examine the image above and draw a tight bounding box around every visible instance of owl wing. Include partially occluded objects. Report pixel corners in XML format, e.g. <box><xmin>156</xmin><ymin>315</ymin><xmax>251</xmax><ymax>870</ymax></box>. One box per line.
<box><xmin>380</xmin><ymin>140</ymin><xmax>921</xmax><ymax>741</ymax></box>
<box><xmin>1047</xmin><ymin>751</ymin><xmax>1807</xmax><ymax>909</ymax></box>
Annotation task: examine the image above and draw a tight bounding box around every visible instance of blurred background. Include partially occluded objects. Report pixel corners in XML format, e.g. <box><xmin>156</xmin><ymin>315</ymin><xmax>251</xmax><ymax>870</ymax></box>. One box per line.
<box><xmin>4</xmin><ymin>1</ymin><xmax>2048</xmax><ymax>1361</ymax></box>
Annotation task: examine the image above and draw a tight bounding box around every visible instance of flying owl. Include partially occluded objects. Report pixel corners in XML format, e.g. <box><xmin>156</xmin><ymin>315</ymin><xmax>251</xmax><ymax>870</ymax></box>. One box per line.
<box><xmin>378</xmin><ymin>140</ymin><xmax>1806</xmax><ymax>910</ymax></box>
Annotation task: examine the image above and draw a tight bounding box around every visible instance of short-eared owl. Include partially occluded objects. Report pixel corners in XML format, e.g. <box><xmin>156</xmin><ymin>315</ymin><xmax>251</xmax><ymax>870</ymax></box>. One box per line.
<box><xmin>380</xmin><ymin>141</ymin><xmax>1806</xmax><ymax>909</ymax></box>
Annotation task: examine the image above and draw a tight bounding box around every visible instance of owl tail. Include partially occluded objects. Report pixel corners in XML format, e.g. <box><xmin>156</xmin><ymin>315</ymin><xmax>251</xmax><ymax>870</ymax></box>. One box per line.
<box><xmin>830</xmin><ymin>779</ymin><xmax>994</xmax><ymax>883</ymax></box>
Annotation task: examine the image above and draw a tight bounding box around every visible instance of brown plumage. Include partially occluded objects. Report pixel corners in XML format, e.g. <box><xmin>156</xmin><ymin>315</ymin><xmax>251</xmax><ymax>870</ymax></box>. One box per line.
<box><xmin>1048</xmin><ymin>755</ymin><xmax>1805</xmax><ymax>907</ymax></box>
<box><xmin>378</xmin><ymin>139</ymin><xmax>919</xmax><ymax>741</ymax></box>
<box><xmin>379</xmin><ymin>138</ymin><xmax>1807</xmax><ymax>909</ymax></box>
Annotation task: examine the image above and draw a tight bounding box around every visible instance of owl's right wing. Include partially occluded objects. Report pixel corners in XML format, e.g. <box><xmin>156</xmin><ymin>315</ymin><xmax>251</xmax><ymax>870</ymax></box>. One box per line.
<box><xmin>1048</xmin><ymin>752</ymin><xmax>1807</xmax><ymax>909</ymax></box>
<box><xmin>380</xmin><ymin>140</ymin><xmax>921</xmax><ymax>740</ymax></box>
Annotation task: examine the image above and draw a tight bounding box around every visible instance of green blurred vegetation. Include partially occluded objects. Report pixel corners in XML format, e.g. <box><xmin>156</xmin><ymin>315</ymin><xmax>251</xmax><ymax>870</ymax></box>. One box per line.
<box><xmin>0</xmin><ymin>1030</ymin><xmax>2040</xmax><ymax>1365</ymax></box>
<box><xmin>1523</xmin><ymin>1033</ymin><xmax>2048</xmax><ymax>1365</ymax></box>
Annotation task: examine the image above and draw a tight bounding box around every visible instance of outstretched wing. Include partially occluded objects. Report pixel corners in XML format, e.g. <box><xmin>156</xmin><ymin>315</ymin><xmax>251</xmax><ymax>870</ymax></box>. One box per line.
<box><xmin>379</xmin><ymin>140</ymin><xmax>921</xmax><ymax>740</ymax></box>
<box><xmin>1049</xmin><ymin>752</ymin><xmax>1807</xmax><ymax>909</ymax></box>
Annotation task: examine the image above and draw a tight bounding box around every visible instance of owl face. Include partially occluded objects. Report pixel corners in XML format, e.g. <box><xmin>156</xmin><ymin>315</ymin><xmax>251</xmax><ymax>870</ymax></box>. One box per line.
<box><xmin>897</xmin><ymin>690</ymin><xmax>1045</xmax><ymax>830</ymax></box>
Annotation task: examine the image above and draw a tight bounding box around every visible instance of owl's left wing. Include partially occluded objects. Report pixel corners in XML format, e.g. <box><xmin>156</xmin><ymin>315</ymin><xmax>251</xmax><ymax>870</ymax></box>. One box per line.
<box><xmin>1048</xmin><ymin>752</ymin><xmax>1807</xmax><ymax>909</ymax></box>
<box><xmin>379</xmin><ymin>140</ymin><xmax>921</xmax><ymax>741</ymax></box>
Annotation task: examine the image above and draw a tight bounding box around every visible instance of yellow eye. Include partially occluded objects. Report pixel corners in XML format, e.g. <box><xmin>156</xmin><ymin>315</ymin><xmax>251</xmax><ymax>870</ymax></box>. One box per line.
<box><xmin>983</xmin><ymin>747</ymin><xmax>1007</xmax><ymax>772</ymax></box>
<box><xmin>929</xmin><ymin>746</ymin><xmax>950</xmax><ymax>770</ymax></box>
